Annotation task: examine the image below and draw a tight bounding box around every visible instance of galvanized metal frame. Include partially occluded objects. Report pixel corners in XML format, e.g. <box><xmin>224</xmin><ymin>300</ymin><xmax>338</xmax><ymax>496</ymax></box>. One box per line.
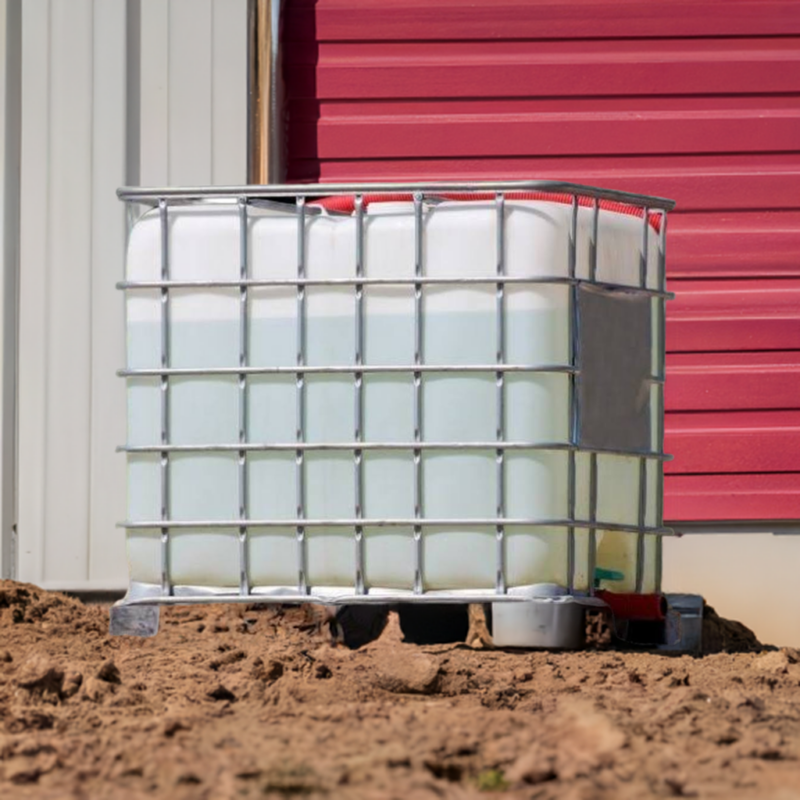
<box><xmin>115</xmin><ymin>180</ymin><xmax>673</xmax><ymax>612</ymax></box>
<box><xmin>412</xmin><ymin>192</ymin><xmax>424</xmax><ymax>594</ymax></box>
<box><xmin>158</xmin><ymin>200</ymin><xmax>171</xmax><ymax>596</ymax></box>
<box><xmin>238</xmin><ymin>198</ymin><xmax>250</xmax><ymax>596</ymax></box>
<box><xmin>296</xmin><ymin>195</ymin><xmax>307</xmax><ymax>594</ymax></box>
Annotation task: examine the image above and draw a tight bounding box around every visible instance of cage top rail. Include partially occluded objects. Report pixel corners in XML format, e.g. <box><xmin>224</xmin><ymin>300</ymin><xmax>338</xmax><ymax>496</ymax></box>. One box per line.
<box><xmin>117</xmin><ymin>180</ymin><xmax>676</xmax><ymax>212</ymax></box>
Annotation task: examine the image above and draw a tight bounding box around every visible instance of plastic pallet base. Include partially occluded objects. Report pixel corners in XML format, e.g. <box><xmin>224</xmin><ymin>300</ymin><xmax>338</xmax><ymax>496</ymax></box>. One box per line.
<box><xmin>108</xmin><ymin>592</ymin><xmax>705</xmax><ymax>653</ymax></box>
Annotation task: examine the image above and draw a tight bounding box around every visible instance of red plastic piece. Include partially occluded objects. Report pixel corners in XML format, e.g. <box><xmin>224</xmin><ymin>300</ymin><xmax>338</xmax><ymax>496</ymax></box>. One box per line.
<box><xmin>595</xmin><ymin>591</ymin><xmax>667</xmax><ymax>622</ymax></box>
<box><xmin>310</xmin><ymin>192</ymin><xmax>663</xmax><ymax>230</ymax></box>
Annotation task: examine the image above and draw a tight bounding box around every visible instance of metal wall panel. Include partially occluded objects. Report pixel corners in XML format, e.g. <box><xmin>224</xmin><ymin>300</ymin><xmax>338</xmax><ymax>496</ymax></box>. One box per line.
<box><xmin>15</xmin><ymin>0</ymin><xmax>247</xmax><ymax>590</ymax></box>
<box><xmin>140</xmin><ymin>0</ymin><xmax>247</xmax><ymax>187</ymax></box>
<box><xmin>283</xmin><ymin>0</ymin><xmax>800</xmax><ymax>524</ymax></box>
<box><xmin>0</xmin><ymin>0</ymin><xmax>21</xmax><ymax>580</ymax></box>
<box><xmin>284</xmin><ymin>0</ymin><xmax>800</xmax><ymax>40</ymax></box>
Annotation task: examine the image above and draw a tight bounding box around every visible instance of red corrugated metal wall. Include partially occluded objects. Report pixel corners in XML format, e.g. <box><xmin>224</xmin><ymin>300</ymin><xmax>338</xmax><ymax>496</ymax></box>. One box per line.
<box><xmin>283</xmin><ymin>0</ymin><xmax>800</xmax><ymax>524</ymax></box>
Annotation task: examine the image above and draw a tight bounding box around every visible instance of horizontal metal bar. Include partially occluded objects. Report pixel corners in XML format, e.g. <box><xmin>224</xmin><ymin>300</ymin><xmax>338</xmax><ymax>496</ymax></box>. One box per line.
<box><xmin>120</xmin><ymin>363</ymin><xmax>577</xmax><ymax>378</ymax></box>
<box><xmin>119</xmin><ymin>275</ymin><xmax>573</xmax><ymax>289</ymax></box>
<box><xmin>117</xmin><ymin>276</ymin><xmax>674</xmax><ymax>299</ymax></box>
<box><xmin>120</xmin><ymin>591</ymin><xmax>607</xmax><ymax>608</ymax></box>
<box><xmin>117</xmin><ymin>180</ymin><xmax>676</xmax><ymax>211</ymax></box>
<box><xmin>120</xmin><ymin>441</ymin><xmax>672</xmax><ymax>460</ymax></box>
<box><xmin>119</xmin><ymin>364</ymin><xmax>665</xmax><ymax>385</ymax></box>
<box><xmin>121</xmin><ymin>517</ymin><xmax>674</xmax><ymax>535</ymax></box>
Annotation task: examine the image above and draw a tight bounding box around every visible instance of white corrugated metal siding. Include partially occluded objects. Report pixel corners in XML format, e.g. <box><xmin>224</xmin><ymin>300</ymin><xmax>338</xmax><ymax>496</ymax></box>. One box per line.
<box><xmin>0</xmin><ymin>0</ymin><xmax>21</xmax><ymax>581</ymax></box>
<box><xmin>13</xmin><ymin>0</ymin><xmax>246</xmax><ymax>590</ymax></box>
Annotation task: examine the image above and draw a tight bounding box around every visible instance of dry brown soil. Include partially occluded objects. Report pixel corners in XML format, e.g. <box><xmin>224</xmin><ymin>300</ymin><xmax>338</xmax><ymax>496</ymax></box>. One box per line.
<box><xmin>1</xmin><ymin>580</ymin><xmax>800</xmax><ymax>800</ymax></box>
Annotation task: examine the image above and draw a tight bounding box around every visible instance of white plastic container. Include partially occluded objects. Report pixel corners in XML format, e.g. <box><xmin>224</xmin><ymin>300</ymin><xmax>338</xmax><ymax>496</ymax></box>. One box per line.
<box><xmin>124</xmin><ymin>196</ymin><xmax>662</xmax><ymax>597</ymax></box>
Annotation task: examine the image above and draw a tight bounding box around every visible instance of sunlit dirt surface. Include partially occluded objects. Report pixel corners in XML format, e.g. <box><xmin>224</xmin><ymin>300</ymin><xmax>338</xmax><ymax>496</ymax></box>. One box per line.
<box><xmin>1</xmin><ymin>580</ymin><xmax>799</xmax><ymax>800</ymax></box>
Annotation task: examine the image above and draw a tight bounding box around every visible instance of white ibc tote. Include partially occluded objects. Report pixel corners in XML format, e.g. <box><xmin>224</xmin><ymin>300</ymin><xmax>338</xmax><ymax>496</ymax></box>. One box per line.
<box><xmin>113</xmin><ymin>181</ymin><xmax>674</xmax><ymax>639</ymax></box>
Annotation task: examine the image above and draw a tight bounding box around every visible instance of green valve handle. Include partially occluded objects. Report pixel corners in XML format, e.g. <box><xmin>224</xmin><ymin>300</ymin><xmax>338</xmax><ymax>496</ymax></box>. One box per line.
<box><xmin>594</xmin><ymin>567</ymin><xmax>625</xmax><ymax>583</ymax></box>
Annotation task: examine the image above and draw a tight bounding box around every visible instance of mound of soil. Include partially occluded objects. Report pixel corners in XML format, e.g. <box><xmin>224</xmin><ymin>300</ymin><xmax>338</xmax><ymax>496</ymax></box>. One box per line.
<box><xmin>1</xmin><ymin>579</ymin><xmax>799</xmax><ymax>799</ymax></box>
<box><xmin>702</xmin><ymin>604</ymin><xmax>764</xmax><ymax>655</ymax></box>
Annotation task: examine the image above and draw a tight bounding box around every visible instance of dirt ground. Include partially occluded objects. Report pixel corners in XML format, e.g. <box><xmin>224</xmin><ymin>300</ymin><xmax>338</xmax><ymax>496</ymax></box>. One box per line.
<box><xmin>1</xmin><ymin>581</ymin><xmax>800</xmax><ymax>800</ymax></box>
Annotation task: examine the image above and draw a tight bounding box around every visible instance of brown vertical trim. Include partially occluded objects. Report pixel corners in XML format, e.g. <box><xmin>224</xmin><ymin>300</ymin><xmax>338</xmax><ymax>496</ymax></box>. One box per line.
<box><xmin>248</xmin><ymin>0</ymin><xmax>282</xmax><ymax>185</ymax></box>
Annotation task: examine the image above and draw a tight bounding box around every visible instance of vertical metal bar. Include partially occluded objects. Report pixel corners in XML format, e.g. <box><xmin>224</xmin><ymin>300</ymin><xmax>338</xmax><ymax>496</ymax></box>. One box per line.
<box><xmin>566</xmin><ymin>196</ymin><xmax>578</xmax><ymax>592</ymax></box>
<box><xmin>495</xmin><ymin>193</ymin><xmax>506</xmax><ymax>595</ymax></box>
<box><xmin>587</xmin><ymin>199</ymin><xmax>598</xmax><ymax>593</ymax></box>
<box><xmin>238</xmin><ymin>199</ymin><xmax>250</xmax><ymax>596</ymax></box>
<box><xmin>655</xmin><ymin>211</ymin><xmax>668</xmax><ymax>594</ymax></box>
<box><xmin>635</xmin><ymin>457</ymin><xmax>647</xmax><ymax>593</ymax></box>
<box><xmin>635</xmin><ymin>208</ymin><xmax>650</xmax><ymax>594</ymax></box>
<box><xmin>589</xmin><ymin>197</ymin><xmax>599</xmax><ymax>283</ymax></box>
<box><xmin>639</xmin><ymin>206</ymin><xmax>650</xmax><ymax>289</ymax></box>
<box><xmin>588</xmin><ymin>451</ymin><xmax>598</xmax><ymax>594</ymax></box>
<box><xmin>412</xmin><ymin>193</ymin><xmax>424</xmax><ymax>594</ymax></box>
<box><xmin>295</xmin><ymin>197</ymin><xmax>307</xmax><ymax>593</ymax></box>
<box><xmin>158</xmin><ymin>200</ymin><xmax>171</xmax><ymax>596</ymax></box>
<box><xmin>354</xmin><ymin>195</ymin><xmax>365</xmax><ymax>594</ymax></box>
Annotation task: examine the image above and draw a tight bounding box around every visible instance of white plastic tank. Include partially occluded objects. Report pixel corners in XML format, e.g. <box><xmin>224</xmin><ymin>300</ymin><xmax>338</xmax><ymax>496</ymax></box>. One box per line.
<box><xmin>124</xmin><ymin>194</ymin><xmax>664</xmax><ymax>598</ymax></box>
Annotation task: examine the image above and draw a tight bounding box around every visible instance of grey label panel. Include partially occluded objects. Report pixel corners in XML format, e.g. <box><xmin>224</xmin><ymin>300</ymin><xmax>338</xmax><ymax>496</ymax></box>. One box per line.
<box><xmin>577</xmin><ymin>285</ymin><xmax>652</xmax><ymax>452</ymax></box>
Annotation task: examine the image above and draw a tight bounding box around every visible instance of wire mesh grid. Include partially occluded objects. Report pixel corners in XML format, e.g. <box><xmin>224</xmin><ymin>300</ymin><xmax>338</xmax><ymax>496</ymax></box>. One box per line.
<box><xmin>116</xmin><ymin>181</ymin><xmax>674</xmax><ymax>607</ymax></box>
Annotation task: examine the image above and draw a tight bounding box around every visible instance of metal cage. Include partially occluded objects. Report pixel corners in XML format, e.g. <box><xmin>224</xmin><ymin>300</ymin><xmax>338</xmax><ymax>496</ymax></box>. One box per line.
<box><xmin>111</xmin><ymin>180</ymin><xmax>674</xmax><ymax>635</ymax></box>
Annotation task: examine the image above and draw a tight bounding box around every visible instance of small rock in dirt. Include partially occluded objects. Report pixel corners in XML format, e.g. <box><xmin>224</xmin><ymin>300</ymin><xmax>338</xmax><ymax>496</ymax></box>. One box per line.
<box><xmin>261</xmin><ymin>764</ymin><xmax>321</xmax><ymax>796</ymax></box>
<box><xmin>4</xmin><ymin>711</ymin><xmax>54</xmax><ymax>734</ymax></box>
<box><xmin>252</xmin><ymin>658</ymin><xmax>284</xmax><ymax>682</ymax></box>
<box><xmin>668</xmin><ymin>673</ymin><xmax>690</xmax><ymax>688</ymax></box>
<box><xmin>664</xmin><ymin>775</ymin><xmax>697</xmax><ymax>797</ymax></box>
<box><xmin>314</xmin><ymin>663</ymin><xmax>332</xmax><ymax>679</ymax></box>
<box><xmin>782</xmin><ymin>647</ymin><xmax>800</xmax><ymax>664</ymax></box>
<box><xmin>15</xmin><ymin>654</ymin><xmax>64</xmax><ymax>696</ymax></box>
<box><xmin>61</xmin><ymin>670</ymin><xmax>83</xmax><ymax>698</ymax></box>
<box><xmin>752</xmin><ymin>651</ymin><xmax>789</xmax><ymax>675</ymax></box>
<box><xmin>14</xmin><ymin>740</ymin><xmax>57</xmax><ymax>759</ymax></box>
<box><xmin>376</xmin><ymin>653</ymin><xmax>440</xmax><ymax>695</ymax></box>
<box><xmin>735</xmin><ymin>728</ymin><xmax>785</xmax><ymax>761</ymax></box>
<box><xmin>0</xmin><ymin>649</ymin><xmax>12</xmax><ymax>663</ymax></box>
<box><xmin>7</xmin><ymin>763</ymin><xmax>43</xmax><ymax>785</ymax></box>
<box><xmin>81</xmin><ymin>677</ymin><xmax>113</xmax><ymax>703</ymax></box>
<box><xmin>96</xmin><ymin>660</ymin><xmax>121</xmax><ymax>684</ymax></box>
<box><xmin>507</xmin><ymin>748</ymin><xmax>557</xmax><ymax>785</ymax></box>
<box><xmin>235</xmin><ymin>768</ymin><xmax>262</xmax><ymax>780</ymax></box>
<box><xmin>163</xmin><ymin>717</ymin><xmax>191</xmax><ymax>737</ymax></box>
<box><xmin>209</xmin><ymin>649</ymin><xmax>246</xmax><ymax>671</ymax></box>
<box><xmin>424</xmin><ymin>759</ymin><xmax>464</xmax><ymax>782</ymax></box>
<box><xmin>207</xmin><ymin>683</ymin><xmax>236</xmax><ymax>702</ymax></box>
